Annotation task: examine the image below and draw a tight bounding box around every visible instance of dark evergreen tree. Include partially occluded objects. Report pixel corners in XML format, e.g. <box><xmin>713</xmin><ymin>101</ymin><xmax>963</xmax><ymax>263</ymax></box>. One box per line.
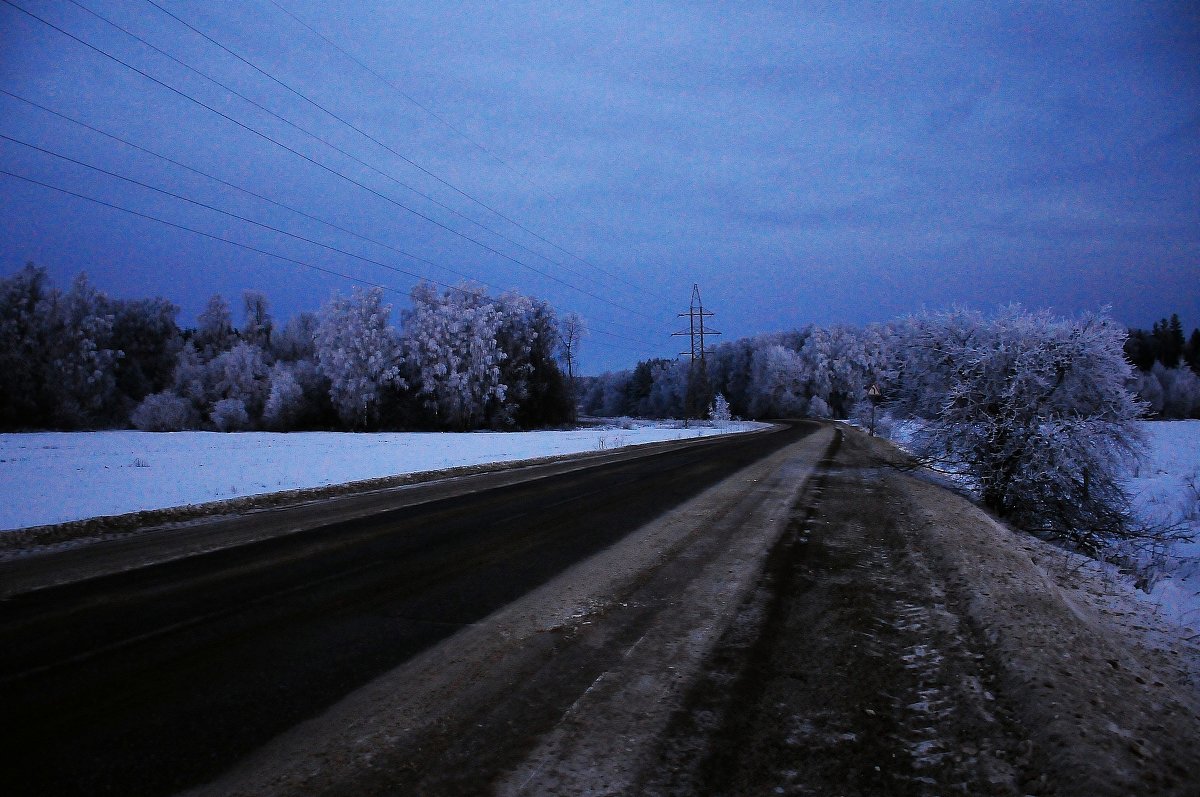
<box><xmin>624</xmin><ymin>358</ymin><xmax>671</xmax><ymax>416</ymax></box>
<box><xmin>1124</xmin><ymin>328</ymin><xmax>1156</xmax><ymax>371</ymax></box>
<box><xmin>1149</xmin><ymin>315</ymin><xmax>1186</xmax><ymax>367</ymax></box>
<box><xmin>107</xmin><ymin>296</ymin><xmax>181</xmax><ymax>418</ymax></box>
<box><xmin>0</xmin><ymin>263</ymin><xmax>55</xmax><ymax>428</ymax></box>
<box><xmin>684</xmin><ymin>360</ymin><xmax>713</xmax><ymax>419</ymax></box>
<box><xmin>1165</xmin><ymin>314</ymin><xmax>1186</xmax><ymax>367</ymax></box>
<box><xmin>1186</xmin><ymin>328</ymin><xmax>1200</xmax><ymax>374</ymax></box>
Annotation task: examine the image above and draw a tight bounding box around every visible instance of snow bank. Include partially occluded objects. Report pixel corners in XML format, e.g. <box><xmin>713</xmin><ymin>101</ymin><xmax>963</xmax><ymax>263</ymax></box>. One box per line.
<box><xmin>1124</xmin><ymin>420</ymin><xmax>1200</xmax><ymax>634</ymax></box>
<box><xmin>0</xmin><ymin>421</ymin><xmax>765</xmax><ymax>531</ymax></box>
<box><xmin>876</xmin><ymin>417</ymin><xmax>1200</xmax><ymax>635</ymax></box>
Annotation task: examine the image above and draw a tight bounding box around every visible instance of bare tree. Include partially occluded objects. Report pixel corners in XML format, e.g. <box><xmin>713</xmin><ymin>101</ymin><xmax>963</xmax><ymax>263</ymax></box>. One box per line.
<box><xmin>560</xmin><ymin>312</ymin><xmax>586</xmax><ymax>382</ymax></box>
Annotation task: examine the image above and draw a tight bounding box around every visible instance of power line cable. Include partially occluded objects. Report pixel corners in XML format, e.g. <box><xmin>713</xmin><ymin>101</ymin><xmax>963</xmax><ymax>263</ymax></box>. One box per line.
<box><xmin>0</xmin><ymin>132</ymin><xmax>468</xmax><ymax>294</ymax></box>
<box><xmin>62</xmin><ymin>0</ymin><xmax>650</xmax><ymax>318</ymax></box>
<box><xmin>0</xmin><ymin>166</ymin><xmax>401</xmax><ymax>292</ymax></box>
<box><xmin>143</xmin><ymin>0</ymin><xmax>676</xmax><ymax>310</ymax></box>
<box><xmin>63</xmin><ymin>0</ymin><xmax>624</xmax><ymax>304</ymax></box>
<box><xmin>3</xmin><ymin>0</ymin><xmax>653</xmax><ymax>322</ymax></box>
<box><xmin>264</xmin><ymin>0</ymin><xmax>551</xmax><ymax>198</ymax></box>
<box><xmin>0</xmin><ymin>166</ymin><xmax>662</xmax><ymax>356</ymax></box>
<box><xmin>0</xmin><ymin>88</ymin><xmax>500</xmax><ymax>292</ymax></box>
<box><xmin>264</xmin><ymin>0</ymin><xmax>679</xmax><ymax>309</ymax></box>
<box><xmin>4</xmin><ymin>131</ymin><xmax>668</xmax><ymax>348</ymax></box>
<box><xmin>0</xmin><ymin>89</ymin><xmax>658</xmax><ymax>341</ymax></box>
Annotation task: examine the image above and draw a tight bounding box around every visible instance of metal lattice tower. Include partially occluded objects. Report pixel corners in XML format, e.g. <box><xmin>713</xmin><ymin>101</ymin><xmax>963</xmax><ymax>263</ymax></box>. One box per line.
<box><xmin>672</xmin><ymin>283</ymin><xmax>720</xmax><ymax>364</ymax></box>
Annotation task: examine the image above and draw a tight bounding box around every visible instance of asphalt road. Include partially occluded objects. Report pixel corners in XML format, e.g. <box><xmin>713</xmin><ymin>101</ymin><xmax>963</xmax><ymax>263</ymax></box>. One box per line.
<box><xmin>0</xmin><ymin>421</ymin><xmax>815</xmax><ymax>797</ymax></box>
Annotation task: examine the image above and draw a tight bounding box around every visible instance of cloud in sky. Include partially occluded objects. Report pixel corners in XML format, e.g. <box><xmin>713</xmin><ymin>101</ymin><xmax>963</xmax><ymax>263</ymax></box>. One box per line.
<box><xmin>1</xmin><ymin>0</ymin><xmax>1197</xmax><ymax>371</ymax></box>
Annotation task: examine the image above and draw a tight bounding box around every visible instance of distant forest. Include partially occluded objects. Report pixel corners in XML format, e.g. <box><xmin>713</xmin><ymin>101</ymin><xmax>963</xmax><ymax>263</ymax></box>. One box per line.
<box><xmin>0</xmin><ymin>264</ymin><xmax>576</xmax><ymax>432</ymax></box>
<box><xmin>579</xmin><ymin>312</ymin><xmax>1200</xmax><ymax>423</ymax></box>
<box><xmin>2</xmin><ymin>263</ymin><xmax>1198</xmax><ymax>433</ymax></box>
<box><xmin>1123</xmin><ymin>314</ymin><xmax>1200</xmax><ymax>419</ymax></box>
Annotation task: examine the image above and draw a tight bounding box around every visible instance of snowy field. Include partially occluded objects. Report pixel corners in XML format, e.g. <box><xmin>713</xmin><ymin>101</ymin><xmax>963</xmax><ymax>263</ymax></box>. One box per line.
<box><xmin>0</xmin><ymin>420</ymin><xmax>766</xmax><ymax>531</ymax></box>
<box><xmin>1125</xmin><ymin>420</ymin><xmax>1200</xmax><ymax>633</ymax></box>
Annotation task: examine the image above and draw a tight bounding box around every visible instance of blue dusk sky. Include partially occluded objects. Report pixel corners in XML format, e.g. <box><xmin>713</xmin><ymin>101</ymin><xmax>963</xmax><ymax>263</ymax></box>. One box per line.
<box><xmin>1</xmin><ymin>1</ymin><xmax>1197</xmax><ymax>373</ymax></box>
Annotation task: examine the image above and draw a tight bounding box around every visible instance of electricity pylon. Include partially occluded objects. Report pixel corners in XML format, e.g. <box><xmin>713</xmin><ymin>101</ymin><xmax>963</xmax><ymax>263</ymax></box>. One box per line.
<box><xmin>672</xmin><ymin>283</ymin><xmax>720</xmax><ymax>364</ymax></box>
<box><xmin>673</xmin><ymin>284</ymin><xmax>720</xmax><ymax>420</ymax></box>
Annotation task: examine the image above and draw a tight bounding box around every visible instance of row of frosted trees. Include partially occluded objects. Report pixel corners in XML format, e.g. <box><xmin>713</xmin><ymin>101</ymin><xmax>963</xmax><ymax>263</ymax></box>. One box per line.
<box><xmin>584</xmin><ymin>306</ymin><xmax>1157</xmax><ymax>552</ymax></box>
<box><xmin>579</xmin><ymin>323</ymin><xmax>891</xmax><ymax>422</ymax></box>
<box><xmin>582</xmin><ymin>310</ymin><xmax>1198</xmax><ymax>425</ymax></box>
<box><xmin>0</xmin><ymin>264</ymin><xmax>577</xmax><ymax>432</ymax></box>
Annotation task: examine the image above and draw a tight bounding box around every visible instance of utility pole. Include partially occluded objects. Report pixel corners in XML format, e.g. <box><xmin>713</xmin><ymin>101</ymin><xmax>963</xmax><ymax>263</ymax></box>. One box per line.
<box><xmin>673</xmin><ymin>284</ymin><xmax>721</xmax><ymax>420</ymax></box>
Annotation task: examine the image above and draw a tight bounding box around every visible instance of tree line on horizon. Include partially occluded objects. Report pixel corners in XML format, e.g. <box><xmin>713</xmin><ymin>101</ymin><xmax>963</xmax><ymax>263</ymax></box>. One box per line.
<box><xmin>3</xmin><ymin>262</ymin><xmax>1194</xmax><ymax>554</ymax></box>
<box><xmin>1124</xmin><ymin>313</ymin><xmax>1200</xmax><ymax>420</ymax></box>
<box><xmin>580</xmin><ymin>311</ymin><xmax>1200</xmax><ymax>423</ymax></box>
<box><xmin>580</xmin><ymin>305</ymin><xmax>1195</xmax><ymax>553</ymax></box>
<box><xmin>0</xmin><ymin>264</ymin><xmax>581</xmax><ymax>433</ymax></box>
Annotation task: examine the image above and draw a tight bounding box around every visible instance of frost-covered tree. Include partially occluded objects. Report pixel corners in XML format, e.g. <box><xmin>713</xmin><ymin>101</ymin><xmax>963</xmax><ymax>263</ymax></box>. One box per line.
<box><xmin>648</xmin><ymin>359</ymin><xmax>689</xmax><ymax>418</ymax></box>
<box><xmin>806</xmin><ymin>395</ymin><xmax>833</xmax><ymax>418</ymax></box>
<box><xmin>210</xmin><ymin>397</ymin><xmax>250</xmax><ymax>432</ymax></box>
<box><xmin>709</xmin><ymin>392</ymin><xmax>732</xmax><ymax>422</ymax></box>
<box><xmin>43</xmin><ymin>273</ymin><xmax>120</xmax><ymax>428</ymax></box>
<box><xmin>748</xmin><ymin>344</ymin><xmax>807</xmax><ymax>417</ymax></box>
<box><xmin>195</xmin><ymin>293</ymin><xmax>235</xmax><ymax>358</ymax></box>
<box><xmin>892</xmin><ymin>306</ymin><xmax>1145</xmax><ymax>552</ymax></box>
<box><xmin>824</xmin><ymin>326</ymin><xmax>873</xmax><ymax>417</ymax></box>
<box><xmin>1134</xmin><ymin>368</ymin><xmax>1166</xmax><ymax>417</ymax></box>
<box><xmin>165</xmin><ymin>338</ymin><xmax>265</xmax><ymax>429</ymax></box>
<box><xmin>580</xmin><ymin>370</ymin><xmax>631</xmax><ymax>417</ymax></box>
<box><xmin>262</xmin><ymin>362</ymin><xmax>306</xmax><ymax>430</ymax></box>
<box><xmin>795</xmin><ymin>329</ymin><xmax>834</xmax><ymax>413</ymax></box>
<box><xmin>314</xmin><ymin>287</ymin><xmax>402</xmax><ymax>429</ymax></box>
<box><xmin>1136</xmin><ymin>363</ymin><xmax>1200</xmax><ymax>419</ymax></box>
<box><xmin>622</xmin><ymin>359</ymin><xmax>671</xmax><ymax>416</ymax></box>
<box><xmin>1160</xmin><ymin>365</ymin><xmax>1200</xmax><ymax>418</ymax></box>
<box><xmin>493</xmin><ymin>291</ymin><xmax>573</xmax><ymax>428</ymax></box>
<box><xmin>241</xmin><ymin>290</ymin><xmax>273</xmax><ymax>350</ymax></box>
<box><xmin>271</xmin><ymin>311</ymin><xmax>318</xmax><ymax>362</ymax></box>
<box><xmin>171</xmin><ymin>341</ymin><xmax>216</xmax><ymax>415</ymax></box>
<box><xmin>211</xmin><ymin>341</ymin><xmax>270</xmax><ymax>424</ymax></box>
<box><xmin>400</xmin><ymin>283</ymin><xmax>505</xmax><ymax>430</ymax></box>
<box><xmin>0</xmin><ymin>268</ymin><xmax>125</xmax><ymax>428</ymax></box>
<box><xmin>131</xmin><ymin>391</ymin><xmax>198</xmax><ymax>431</ymax></box>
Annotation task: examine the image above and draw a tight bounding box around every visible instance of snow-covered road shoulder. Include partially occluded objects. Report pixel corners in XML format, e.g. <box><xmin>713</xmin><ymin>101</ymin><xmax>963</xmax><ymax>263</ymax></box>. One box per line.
<box><xmin>0</xmin><ymin>420</ymin><xmax>767</xmax><ymax>532</ymax></box>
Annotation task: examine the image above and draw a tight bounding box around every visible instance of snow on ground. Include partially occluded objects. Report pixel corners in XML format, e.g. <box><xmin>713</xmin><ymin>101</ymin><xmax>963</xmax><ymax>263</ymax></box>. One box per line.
<box><xmin>0</xmin><ymin>419</ymin><xmax>766</xmax><ymax>531</ymax></box>
<box><xmin>877</xmin><ymin>416</ymin><xmax>1200</xmax><ymax>636</ymax></box>
<box><xmin>1124</xmin><ymin>420</ymin><xmax>1200</xmax><ymax>635</ymax></box>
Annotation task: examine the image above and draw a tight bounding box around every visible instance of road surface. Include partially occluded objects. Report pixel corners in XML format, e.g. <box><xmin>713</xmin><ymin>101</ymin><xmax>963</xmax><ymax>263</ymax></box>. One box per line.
<box><xmin>0</xmin><ymin>421</ymin><xmax>824</xmax><ymax>796</ymax></box>
<box><xmin>5</xmin><ymin>423</ymin><xmax>1199</xmax><ymax>797</ymax></box>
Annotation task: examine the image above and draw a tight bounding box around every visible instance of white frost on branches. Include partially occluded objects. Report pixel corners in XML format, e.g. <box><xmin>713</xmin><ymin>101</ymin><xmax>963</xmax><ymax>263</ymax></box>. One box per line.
<box><xmin>400</xmin><ymin>283</ymin><xmax>506</xmax><ymax>431</ymax></box>
<box><xmin>889</xmin><ymin>305</ymin><xmax>1146</xmax><ymax>550</ymax></box>
<box><xmin>314</xmin><ymin>287</ymin><xmax>402</xmax><ymax>430</ymax></box>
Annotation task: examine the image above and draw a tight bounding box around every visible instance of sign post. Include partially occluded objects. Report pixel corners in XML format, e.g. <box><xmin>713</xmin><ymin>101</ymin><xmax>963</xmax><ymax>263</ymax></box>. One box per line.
<box><xmin>866</xmin><ymin>383</ymin><xmax>883</xmax><ymax>437</ymax></box>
